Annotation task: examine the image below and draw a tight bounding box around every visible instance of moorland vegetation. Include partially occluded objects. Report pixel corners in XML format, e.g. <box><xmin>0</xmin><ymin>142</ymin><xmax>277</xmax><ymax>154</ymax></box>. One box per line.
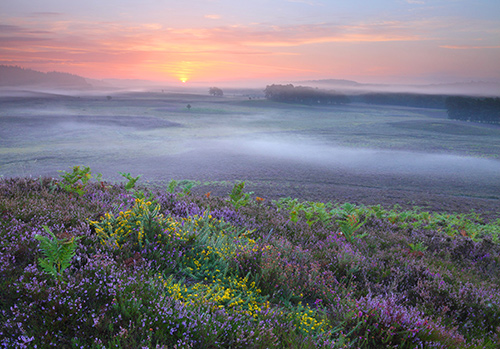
<box><xmin>1</xmin><ymin>166</ymin><xmax>500</xmax><ymax>348</ymax></box>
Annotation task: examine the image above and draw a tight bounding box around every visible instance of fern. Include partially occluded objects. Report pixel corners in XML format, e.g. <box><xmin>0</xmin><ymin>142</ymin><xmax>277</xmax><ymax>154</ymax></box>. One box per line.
<box><xmin>229</xmin><ymin>182</ymin><xmax>253</xmax><ymax>210</ymax></box>
<box><xmin>34</xmin><ymin>226</ymin><xmax>80</xmax><ymax>283</ymax></box>
<box><xmin>58</xmin><ymin>165</ymin><xmax>93</xmax><ymax>196</ymax></box>
<box><xmin>178</xmin><ymin>180</ymin><xmax>199</xmax><ymax>197</ymax></box>
<box><xmin>119</xmin><ymin>172</ymin><xmax>142</xmax><ymax>191</ymax></box>
<box><xmin>167</xmin><ymin>179</ymin><xmax>178</xmax><ymax>193</ymax></box>
<box><xmin>336</xmin><ymin>214</ymin><xmax>367</xmax><ymax>243</ymax></box>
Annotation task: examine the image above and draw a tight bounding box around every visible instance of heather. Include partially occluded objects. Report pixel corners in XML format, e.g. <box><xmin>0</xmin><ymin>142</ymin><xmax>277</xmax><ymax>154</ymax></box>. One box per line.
<box><xmin>1</xmin><ymin>170</ymin><xmax>499</xmax><ymax>348</ymax></box>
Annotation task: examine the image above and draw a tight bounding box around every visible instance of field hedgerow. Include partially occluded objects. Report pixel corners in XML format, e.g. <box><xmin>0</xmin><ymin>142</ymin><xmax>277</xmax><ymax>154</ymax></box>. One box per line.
<box><xmin>1</xmin><ymin>172</ymin><xmax>500</xmax><ymax>348</ymax></box>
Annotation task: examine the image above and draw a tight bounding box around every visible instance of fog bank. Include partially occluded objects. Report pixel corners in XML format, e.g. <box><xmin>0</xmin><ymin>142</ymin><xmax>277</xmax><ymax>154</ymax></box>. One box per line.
<box><xmin>198</xmin><ymin>137</ymin><xmax>500</xmax><ymax>179</ymax></box>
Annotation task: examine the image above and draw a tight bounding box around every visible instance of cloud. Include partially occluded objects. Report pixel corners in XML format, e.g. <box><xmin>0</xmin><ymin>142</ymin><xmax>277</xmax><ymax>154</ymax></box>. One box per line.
<box><xmin>440</xmin><ymin>45</ymin><xmax>500</xmax><ymax>49</ymax></box>
<box><xmin>405</xmin><ymin>0</ymin><xmax>425</xmax><ymax>4</ymax></box>
<box><xmin>0</xmin><ymin>18</ymin><xmax>428</xmax><ymax>80</ymax></box>
<box><xmin>204</xmin><ymin>14</ymin><xmax>221</xmax><ymax>20</ymax></box>
<box><xmin>30</xmin><ymin>12</ymin><xmax>63</xmax><ymax>17</ymax></box>
<box><xmin>0</xmin><ymin>36</ymin><xmax>48</xmax><ymax>43</ymax></box>
<box><xmin>214</xmin><ymin>22</ymin><xmax>423</xmax><ymax>47</ymax></box>
<box><xmin>286</xmin><ymin>0</ymin><xmax>317</xmax><ymax>5</ymax></box>
<box><xmin>1</xmin><ymin>14</ymin><xmax>497</xmax><ymax>82</ymax></box>
<box><xmin>0</xmin><ymin>17</ymin><xmax>435</xmax><ymax>60</ymax></box>
<box><xmin>0</xmin><ymin>23</ymin><xmax>52</xmax><ymax>46</ymax></box>
<box><xmin>0</xmin><ymin>24</ymin><xmax>25</xmax><ymax>32</ymax></box>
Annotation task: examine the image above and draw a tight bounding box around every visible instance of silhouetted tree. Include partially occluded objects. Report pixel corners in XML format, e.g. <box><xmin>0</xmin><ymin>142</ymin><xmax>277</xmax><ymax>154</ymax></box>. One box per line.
<box><xmin>209</xmin><ymin>87</ymin><xmax>223</xmax><ymax>96</ymax></box>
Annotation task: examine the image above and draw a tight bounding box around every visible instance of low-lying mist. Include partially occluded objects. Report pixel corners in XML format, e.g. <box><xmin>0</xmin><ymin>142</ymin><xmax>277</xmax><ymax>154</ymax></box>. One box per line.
<box><xmin>1</xmin><ymin>90</ymin><xmax>498</xmax><ymax>209</ymax></box>
<box><xmin>198</xmin><ymin>136</ymin><xmax>500</xmax><ymax>179</ymax></box>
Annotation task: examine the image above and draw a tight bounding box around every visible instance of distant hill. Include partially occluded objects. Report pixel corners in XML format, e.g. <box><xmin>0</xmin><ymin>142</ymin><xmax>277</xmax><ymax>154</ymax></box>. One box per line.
<box><xmin>299</xmin><ymin>79</ymin><xmax>362</xmax><ymax>87</ymax></box>
<box><xmin>0</xmin><ymin>65</ymin><xmax>91</xmax><ymax>88</ymax></box>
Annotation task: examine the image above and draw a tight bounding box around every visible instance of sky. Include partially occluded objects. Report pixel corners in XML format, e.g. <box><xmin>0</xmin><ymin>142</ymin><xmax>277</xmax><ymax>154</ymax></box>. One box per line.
<box><xmin>1</xmin><ymin>0</ymin><xmax>499</xmax><ymax>85</ymax></box>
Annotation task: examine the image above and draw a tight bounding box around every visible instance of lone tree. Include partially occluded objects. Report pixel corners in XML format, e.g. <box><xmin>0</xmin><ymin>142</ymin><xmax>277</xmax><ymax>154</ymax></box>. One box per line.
<box><xmin>209</xmin><ymin>87</ymin><xmax>223</xmax><ymax>97</ymax></box>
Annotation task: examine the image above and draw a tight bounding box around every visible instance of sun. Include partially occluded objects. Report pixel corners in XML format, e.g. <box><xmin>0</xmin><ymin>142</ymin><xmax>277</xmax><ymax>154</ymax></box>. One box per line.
<box><xmin>180</xmin><ymin>78</ymin><xmax>188</xmax><ymax>83</ymax></box>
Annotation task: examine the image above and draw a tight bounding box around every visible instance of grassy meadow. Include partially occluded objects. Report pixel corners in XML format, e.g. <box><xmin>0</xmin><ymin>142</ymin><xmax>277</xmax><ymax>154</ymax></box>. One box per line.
<box><xmin>1</xmin><ymin>91</ymin><xmax>500</xmax><ymax>347</ymax></box>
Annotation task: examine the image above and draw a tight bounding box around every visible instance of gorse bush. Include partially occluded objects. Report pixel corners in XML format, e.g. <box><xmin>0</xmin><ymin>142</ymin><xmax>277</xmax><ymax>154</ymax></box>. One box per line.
<box><xmin>90</xmin><ymin>197</ymin><xmax>164</xmax><ymax>249</ymax></box>
<box><xmin>1</xmin><ymin>170</ymin><xmax>500</xmax><ymax>348</ymax></box>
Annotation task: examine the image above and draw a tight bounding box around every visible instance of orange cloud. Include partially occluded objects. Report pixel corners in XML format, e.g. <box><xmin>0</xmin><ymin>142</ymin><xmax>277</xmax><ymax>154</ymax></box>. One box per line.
<box><xmin>1</xmin><ymin>15</ymin><xmax>497</xmax><ymax>83</ymax></box>
<box><xmin>440</xmin><ymin>45</ymin><xmax>500</xmax><ymax>49</ymax></box>
<box><xmin>202</xmin><ymin>22</ymin><xmax>424</xmax><ymax>47</ymax></box>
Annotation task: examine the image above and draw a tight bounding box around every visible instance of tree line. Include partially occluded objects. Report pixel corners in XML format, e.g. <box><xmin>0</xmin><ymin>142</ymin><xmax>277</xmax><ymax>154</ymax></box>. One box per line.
<box><xmin>354</xmin><ymin>93</ymin><xmax>447</xmax><ymax>109</ymax></box>
<box><xmin>264</xmin><ymin>84</ymin><xmax>350</xmax><ymax>105</ymax></box>
<box><xmin>0</xmin><ymin>65</ymin><xmax>90</xmax><ymax>87</ymax></box>
<box><xmin>446</xmin><ymin>96</ymin><xmax>500</xmax><ymax>124</ymax></box>
<box><xmin>263</xmin><ymin>83</ymin><xmax>500</xmax><ymax>124</ymax></box>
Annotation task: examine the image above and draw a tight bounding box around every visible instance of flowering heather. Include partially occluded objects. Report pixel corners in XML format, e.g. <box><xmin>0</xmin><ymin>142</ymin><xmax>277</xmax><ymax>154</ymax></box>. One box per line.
<box><xmin>1</xmin><ymin>175</ymin><xmax>499</xmax><ymax>348</ymax></box>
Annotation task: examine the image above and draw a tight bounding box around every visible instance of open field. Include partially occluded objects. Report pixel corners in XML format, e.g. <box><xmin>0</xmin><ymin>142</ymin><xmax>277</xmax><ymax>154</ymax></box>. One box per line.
<box><xmin>0</xmin><ymin>90</ymin><xmax>499</xmax><ymax>216</ymax></box>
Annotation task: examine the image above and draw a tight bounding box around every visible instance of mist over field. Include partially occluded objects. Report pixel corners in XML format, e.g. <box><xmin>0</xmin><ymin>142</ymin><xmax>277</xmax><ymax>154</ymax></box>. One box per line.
<box><xmin>1</xmin><ymin>87</ymin><xmax>499</xmax><ymax>215</ymax></box>
<box><xmin>217</xmin><ymin>137</ymin><xmax>498</xmax><ymax>175</ymax></box>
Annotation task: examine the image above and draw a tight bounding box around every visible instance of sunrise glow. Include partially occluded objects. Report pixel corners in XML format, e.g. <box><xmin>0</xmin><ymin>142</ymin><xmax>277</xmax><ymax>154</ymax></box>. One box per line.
<box><xmin>0</xmin><ymin>0</ymin><xmax>499</xmax><ymax>84</ymax></box>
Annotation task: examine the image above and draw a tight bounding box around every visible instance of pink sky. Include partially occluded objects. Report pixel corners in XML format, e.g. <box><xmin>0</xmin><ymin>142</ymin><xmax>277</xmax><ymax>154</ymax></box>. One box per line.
<box><xmin>1</xmin><ymin>0</ymin><xmax>499</xmax><ymax>85</ymax></box>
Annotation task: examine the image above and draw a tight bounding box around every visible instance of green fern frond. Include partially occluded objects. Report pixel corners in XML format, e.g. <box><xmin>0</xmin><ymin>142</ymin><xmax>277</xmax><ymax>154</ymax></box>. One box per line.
<box><xmin>38</xmin><ymin>258</ymin><xmax>58</xmax><ymax>278</ymax></box>
<box><xmin>58</xmin><ymin>237</ymin><xmax>78</xmax><ymax>272</ymax></box>
<box><xmin>34</xmin><ymin>227</ymin><xmax>59</xmax><ymax>261</ymax></box>
<box><xmin>34</xmin><ymin>226</ymin><xmax>80</xmax><ymax>283</ymax></box>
